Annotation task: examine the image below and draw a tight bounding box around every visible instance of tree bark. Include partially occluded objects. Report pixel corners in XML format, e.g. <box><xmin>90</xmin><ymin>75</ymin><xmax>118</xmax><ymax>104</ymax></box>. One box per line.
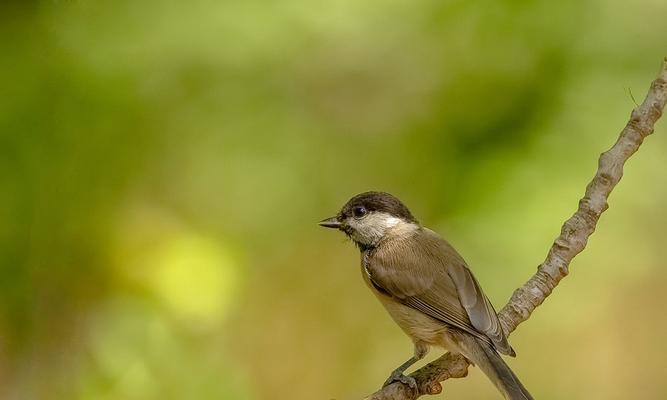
<box><xmin>366</xmin><ymin>58</ymin><xmax>667</xmax><ymax>400</ymax></box>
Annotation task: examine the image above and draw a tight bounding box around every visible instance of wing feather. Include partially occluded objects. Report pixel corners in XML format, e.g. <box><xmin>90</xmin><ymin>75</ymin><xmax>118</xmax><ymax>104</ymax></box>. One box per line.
<box><xmin>366</xmin><ymin>228</ymin><xmax>513</xmax><ymax>355</ymax></box>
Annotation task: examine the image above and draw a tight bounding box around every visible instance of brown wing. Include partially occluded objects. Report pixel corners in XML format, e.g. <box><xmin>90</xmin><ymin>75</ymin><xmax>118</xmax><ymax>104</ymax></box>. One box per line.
<box><xmin>366</xmin><ymin>228</ymin><xmax>513</xmax><ymax>355</ymax></box>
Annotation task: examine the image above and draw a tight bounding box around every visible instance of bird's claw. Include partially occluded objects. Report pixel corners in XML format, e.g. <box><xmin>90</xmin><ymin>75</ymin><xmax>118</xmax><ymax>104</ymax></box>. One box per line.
<box><xmin>383</xmin><ymin>371</ymin><xmax>417</xmax><ymax>390</ymax></box>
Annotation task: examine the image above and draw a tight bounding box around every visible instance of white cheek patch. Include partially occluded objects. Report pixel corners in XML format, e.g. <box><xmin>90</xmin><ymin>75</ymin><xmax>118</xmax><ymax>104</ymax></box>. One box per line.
<box><xmin>349</xmin><ymin>212</ymin><xmax>416</xmax><ymax>246</ymax></box>
<box><xmin>364</xmin><ymin>213</ymin><xmax>399</xmax><ymax>228</ymax></box>
<box><xmin>383</xmin><ymin>216</ymin><xmax>401</xmax><ymax>228</ymax></box>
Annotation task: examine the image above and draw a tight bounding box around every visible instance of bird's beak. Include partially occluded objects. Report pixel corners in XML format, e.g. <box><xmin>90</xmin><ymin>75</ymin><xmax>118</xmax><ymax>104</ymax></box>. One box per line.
<box><xmin>319</xmin><ymin>216</ymin><xmax>342</xmax><ymax>229</ymax></box>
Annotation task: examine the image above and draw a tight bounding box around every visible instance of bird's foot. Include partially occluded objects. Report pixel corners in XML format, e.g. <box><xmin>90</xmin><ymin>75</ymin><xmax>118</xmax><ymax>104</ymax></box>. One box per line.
<box><xmin>382</xmin><ymin>370</ymin><xmax>417</xmax><ymax>390</ymax></box>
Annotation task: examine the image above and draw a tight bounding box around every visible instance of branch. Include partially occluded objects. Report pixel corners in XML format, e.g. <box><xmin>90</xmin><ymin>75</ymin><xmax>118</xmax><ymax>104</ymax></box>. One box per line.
<box><xmin>366</xmin><ymin>58</ymin><xmax>667</xmax><ymax>400</ymax></box>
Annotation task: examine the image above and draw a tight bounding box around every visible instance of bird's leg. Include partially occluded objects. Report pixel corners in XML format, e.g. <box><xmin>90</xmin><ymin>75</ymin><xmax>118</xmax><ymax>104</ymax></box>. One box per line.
<box><xmin>382</xmin><ymin>342</ymin><xmax>429</xmax><ymax>389</ymax></box>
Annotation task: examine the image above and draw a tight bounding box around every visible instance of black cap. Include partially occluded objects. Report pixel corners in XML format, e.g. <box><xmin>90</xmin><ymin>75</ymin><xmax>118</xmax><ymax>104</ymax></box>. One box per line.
<box><xmin>340</xmin><ymin>191</ymin><xmax>416</xmax><ymax>222</ymax></box>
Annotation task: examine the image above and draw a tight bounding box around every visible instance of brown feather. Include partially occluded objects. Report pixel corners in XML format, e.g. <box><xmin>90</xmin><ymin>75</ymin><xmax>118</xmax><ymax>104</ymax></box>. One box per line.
<box><xmin>364</xmin><ymin>227</ymin><xmax>514</xmax><ymax>356</ymax></box>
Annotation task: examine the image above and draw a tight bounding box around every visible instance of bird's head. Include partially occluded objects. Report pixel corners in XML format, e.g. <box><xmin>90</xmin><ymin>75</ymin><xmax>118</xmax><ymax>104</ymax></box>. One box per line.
<box><xmin>319</xmin><ymin>191</ymin><xmax>419</xmax><ymax>249</ymax></box>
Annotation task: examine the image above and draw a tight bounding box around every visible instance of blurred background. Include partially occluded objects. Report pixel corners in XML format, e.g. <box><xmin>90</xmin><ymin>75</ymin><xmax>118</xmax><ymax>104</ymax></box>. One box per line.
<box><xmin>1</xmin><ymin>0</ymin><xmax>666</xmax><ymax>399</ymax></box>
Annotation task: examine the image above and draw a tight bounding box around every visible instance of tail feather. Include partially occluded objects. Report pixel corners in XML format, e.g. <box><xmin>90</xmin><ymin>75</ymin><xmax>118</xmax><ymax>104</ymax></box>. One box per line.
<box><xmin>457</xmin><ymin>334</ymin><xmax>534</xmax><ymax>400</ymax></box>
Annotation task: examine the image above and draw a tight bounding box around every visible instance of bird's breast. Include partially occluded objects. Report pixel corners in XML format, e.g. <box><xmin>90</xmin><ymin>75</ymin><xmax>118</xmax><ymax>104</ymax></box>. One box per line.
<box><xmin>359</xmin><ymin>261</ymin><xmax>450</xmax><ymax>347</ymax></box>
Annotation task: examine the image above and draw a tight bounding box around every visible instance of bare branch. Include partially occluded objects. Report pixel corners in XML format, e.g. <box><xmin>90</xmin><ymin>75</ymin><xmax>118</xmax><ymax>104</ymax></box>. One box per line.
<box><xmin>366</xmin><ymin>58</ymin><xmax>667</xmax><ymax>400</ymax></box>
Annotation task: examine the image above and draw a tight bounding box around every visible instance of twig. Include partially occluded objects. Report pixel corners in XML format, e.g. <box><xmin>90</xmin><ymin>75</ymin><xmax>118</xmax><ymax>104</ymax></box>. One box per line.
<box><xmin>366</xmin><ymin>58</ymin><xmax>667</xmax><ymax>400</ymax></box>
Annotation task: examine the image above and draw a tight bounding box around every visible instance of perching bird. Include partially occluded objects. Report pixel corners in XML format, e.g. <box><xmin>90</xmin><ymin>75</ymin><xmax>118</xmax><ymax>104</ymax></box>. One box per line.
<box><xmin>319</xmin><ymin>191</ymin><xmax>532</xmax><ymax>400</ymax></box>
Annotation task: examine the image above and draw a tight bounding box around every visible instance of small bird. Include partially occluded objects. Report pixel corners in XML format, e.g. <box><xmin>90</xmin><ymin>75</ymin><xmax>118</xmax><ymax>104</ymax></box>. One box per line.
<box><xmin>319</xmin><ymin>191</ymin><xmax>532</xmax><ymax>400</ymax></box>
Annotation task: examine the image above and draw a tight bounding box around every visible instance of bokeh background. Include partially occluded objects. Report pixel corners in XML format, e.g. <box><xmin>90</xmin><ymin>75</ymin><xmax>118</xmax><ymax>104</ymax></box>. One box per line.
<box><xmin>1</xmin><ymin>0</ymin><xmax>667</xmax><ymax>399</ymax></box>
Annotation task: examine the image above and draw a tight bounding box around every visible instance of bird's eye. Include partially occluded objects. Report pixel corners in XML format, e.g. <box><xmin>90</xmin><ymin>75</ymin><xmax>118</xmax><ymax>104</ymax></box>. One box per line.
<box><xmin>352</xmin><ymin>206</ymin><xmax>367</xmax><ymax>218</ymax></box>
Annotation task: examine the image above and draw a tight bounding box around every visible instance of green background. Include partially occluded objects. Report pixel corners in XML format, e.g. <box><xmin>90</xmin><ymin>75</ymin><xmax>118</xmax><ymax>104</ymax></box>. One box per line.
<box><xmin>1</xmin><ymin>1</ymin><xmax>666</xmax><ymax>399</ymax></box>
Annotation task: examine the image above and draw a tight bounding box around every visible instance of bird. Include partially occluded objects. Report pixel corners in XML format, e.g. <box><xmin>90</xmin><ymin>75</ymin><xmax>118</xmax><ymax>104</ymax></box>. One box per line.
<box><xmin>319</xmin><ymin>191</ymin><xmax>533</xmax><ymax>400</ymax></box>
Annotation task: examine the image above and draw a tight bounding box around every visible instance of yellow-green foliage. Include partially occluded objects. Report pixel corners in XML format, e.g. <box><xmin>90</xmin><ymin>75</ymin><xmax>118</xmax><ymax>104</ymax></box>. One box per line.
<box><xmin>0</xmin><ymin>1</ymin><xmax>666</xmax><ymax>399</ymax></box>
